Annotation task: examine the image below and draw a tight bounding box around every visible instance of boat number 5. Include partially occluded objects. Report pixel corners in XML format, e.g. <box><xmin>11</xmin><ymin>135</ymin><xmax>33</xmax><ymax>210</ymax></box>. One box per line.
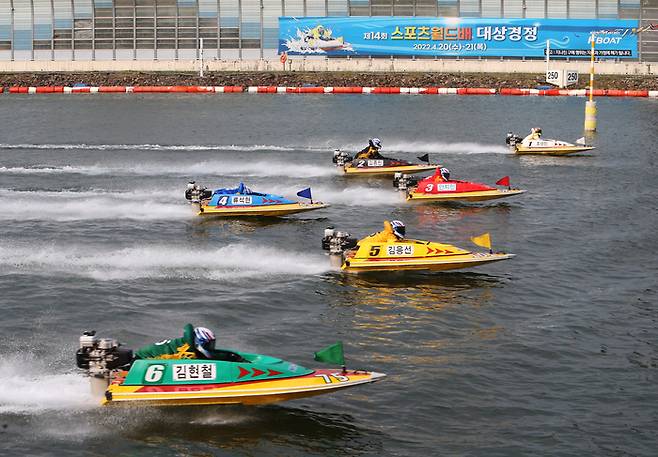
<box><xmin>144</xmin><ymin>364</ymin><xmax>165</xmax><ymax>383</ymax></box>
<box><xmin>315</xmin><ymin>373</ymin><xmax>350</xmax><ymax>384</ymax></box>
<box><xmin>369</xmin><ymin>245</ymin><xmax>381</xmax><ymax>256</ymax></box>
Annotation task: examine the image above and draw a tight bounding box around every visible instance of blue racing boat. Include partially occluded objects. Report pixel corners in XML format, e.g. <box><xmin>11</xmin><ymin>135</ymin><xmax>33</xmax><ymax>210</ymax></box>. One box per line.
<box><xmin>185</xmin><ymin>181</ymin><xmax>328</xmax><ymax>217</ymax></box>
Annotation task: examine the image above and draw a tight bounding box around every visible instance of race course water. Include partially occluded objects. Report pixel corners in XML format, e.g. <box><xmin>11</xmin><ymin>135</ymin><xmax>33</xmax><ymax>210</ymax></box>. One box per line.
<box><xmin>0</xmin><ymin>94</ymin><xmax>657</xmax><ymax>456</ymax></box>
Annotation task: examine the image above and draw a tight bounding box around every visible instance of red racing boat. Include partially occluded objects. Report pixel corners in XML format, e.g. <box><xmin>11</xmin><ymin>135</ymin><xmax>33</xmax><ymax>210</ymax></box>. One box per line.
<box><xmin>396</xmin><ymin>169</ymin><xmax>526</xmax><ymax>203</ymax></box>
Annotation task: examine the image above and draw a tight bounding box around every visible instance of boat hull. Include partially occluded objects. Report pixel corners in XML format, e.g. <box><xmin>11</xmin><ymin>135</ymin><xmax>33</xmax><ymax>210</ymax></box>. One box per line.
<box><xmin>342</xmin><ymin>253</ymin><xmax>514</xmax><ymax>272</ymax></box>
<box><xmin>198</xmin><ymin>202</ymin><xmax>329</xmax><ymax>217</ymax></box>
<box><xmin>515</xmin><ymin>145</ymin><xmax>595</xmax><ymax>156</ymax></box>
<box><xmin>102</xmin><ymin>369</ymin><xmax>385</xmax><ymax>406</ymax></box>
<box><xmin>344</xmin><ymin>164</ymin><xmax>436</xmax><ymax>176</ymax></box>
<box><xmin>407</xmin><ymin>188</ymin><xmax>526</xmax><ymax>202</ymax></box>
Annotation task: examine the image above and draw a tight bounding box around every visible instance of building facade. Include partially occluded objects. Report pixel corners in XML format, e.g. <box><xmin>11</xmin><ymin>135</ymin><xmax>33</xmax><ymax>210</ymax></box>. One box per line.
<box><xmin>0</xmin><ymin>0</ymin><xmax>656</xmax><ymax>62</ymax></box>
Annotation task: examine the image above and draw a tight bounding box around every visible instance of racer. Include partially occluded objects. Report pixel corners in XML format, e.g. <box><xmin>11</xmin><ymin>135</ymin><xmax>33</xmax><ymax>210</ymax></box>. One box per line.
<box><xmin>360</xmin><ymin>220</ymin><xmax>406</xmax><ymax>244</ymax></box>
<box><xmin>523</xmin><ymin>127</ymin><xmax>542</xmax><ymax>143</ymax></box>
<box><xmin>309</xmin><ymin>25</ymin><xmax>332</xmax><ymax>41</ymax></box>
<box><xmin>355</xmin><ymin>138</ymin><xmax>385</xmax><ymax>160</ymax></box>
<box><xmin>134</xmin><ymin>324</ymin><xmax>216</xmax><ymax>360</ymax></box>
<box><xmin>430</xmin><ymin>167</ymin><xmax>451</xmax><ymax>182</ymax></box>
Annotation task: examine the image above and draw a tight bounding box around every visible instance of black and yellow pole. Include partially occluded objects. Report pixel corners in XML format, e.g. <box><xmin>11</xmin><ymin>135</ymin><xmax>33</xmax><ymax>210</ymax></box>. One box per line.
<box><xmin>584</xmin><ymin>34</ymin><xmax>597</xmax><ymax>132</ymax></box>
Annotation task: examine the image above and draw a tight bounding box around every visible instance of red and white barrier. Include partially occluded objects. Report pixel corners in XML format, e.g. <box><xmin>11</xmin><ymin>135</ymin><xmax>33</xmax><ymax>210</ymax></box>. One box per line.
<box><xmin>3</xmin><ymin>85</ymin><xmax>657</xmax><ymax>97</ymax></box>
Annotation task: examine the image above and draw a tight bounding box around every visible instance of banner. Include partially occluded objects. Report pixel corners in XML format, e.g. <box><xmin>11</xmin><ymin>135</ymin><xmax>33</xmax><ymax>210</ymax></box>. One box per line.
<box><xmin>278</xmin><ymin>17</ymin><xmax>639</xmax><ymax>58</ymax></box>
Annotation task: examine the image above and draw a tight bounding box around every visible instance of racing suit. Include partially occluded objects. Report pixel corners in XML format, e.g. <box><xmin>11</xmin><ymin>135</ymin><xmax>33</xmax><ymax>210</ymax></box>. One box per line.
<box><xmin>355</xmin><ymin>145</ymin><xmax>385</xmax><ymax>160</ymax></box>
<box><xmin>360</xmin><ymin>221</ymin><xmax>400</xmax><ymax>244</ymax></box>
<box><xmin>134</xmin><ymin>323</ymin><xmax>199</xmax><ymax>359</ymax></box>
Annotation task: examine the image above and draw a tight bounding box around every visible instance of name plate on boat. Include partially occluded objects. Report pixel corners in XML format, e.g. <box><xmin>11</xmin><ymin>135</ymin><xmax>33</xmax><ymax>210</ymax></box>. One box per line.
<box><xmin>231</xmin><ymin>196</ymin><xmax>253</xmax><ymax>205</ymax></box>
<box><xmin>425</xmin><ymin>183</ymin><xmax>457</xmax><ymax>192</ymax></box>
<box><xmin>172</xmin><ymin>363</ymin><xmax>216</xmax><ymax>381</ymax></box>
<box><xmin>367</xmin><ymin>159</ymin><xmax>384</xmax><ymax>167</ymax></box>
<box><xmin>387</xmin><ymin>245</ymin><xmax>414</xmax><ymax>256</ymax></box>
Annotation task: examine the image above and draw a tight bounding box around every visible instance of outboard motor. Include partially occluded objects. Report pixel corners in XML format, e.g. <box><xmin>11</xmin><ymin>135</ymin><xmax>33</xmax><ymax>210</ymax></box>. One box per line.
<box><xmin>322</xmin><ymin>227</ymin><xmax>358</xmax><ymax>255</ymax></box>
<box><xmin>332</xmin><ymin>149</ymin><xmax>353</xmax><ymax>167</ymax></box>
<box><xmin>505</xmin><ymin>132</ymin><xmax>522</xmax><ymax>147</ymax></box>
<box><xmin>76</xmin><ymin>331</ymin><xmax>133</xmax><ymax>395</ymax></box>
<box><xmin>185</xmin><ymin>181</ymin><xmax>212</xmax><ymax>203</ymax></box>
<box><xmin>393</xmin><ymin>173</ymin><xmax>419</xmax><ymax>192</ymax></box>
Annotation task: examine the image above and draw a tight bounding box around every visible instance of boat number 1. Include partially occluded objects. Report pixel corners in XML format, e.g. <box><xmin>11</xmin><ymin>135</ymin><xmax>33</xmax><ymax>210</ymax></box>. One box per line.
<box><xmin>144</xmin><ymin>364</ymin><xmax>165</xmax><ymax>383</ymax></box>
<box><xmin>315</xmin><ymin>373</ymin><xmax>350</xmax><ymax>384</ymax></box>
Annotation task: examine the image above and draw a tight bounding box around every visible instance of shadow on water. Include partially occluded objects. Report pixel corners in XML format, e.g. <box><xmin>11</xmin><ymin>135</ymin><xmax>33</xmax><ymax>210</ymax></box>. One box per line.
<box><xmin>116</xmin><ymin>404</ymin><xmax>387</xmax><ymax>455</ymax></box>
<box><xmin>187</xmin><ymin>215</ymin><xmax>329</xmax><ymax>236</ymax></box>
<box><xmin>325</xmin><ymin>271</ymin><xmax>504</xmax><ymax>311</ymax></box>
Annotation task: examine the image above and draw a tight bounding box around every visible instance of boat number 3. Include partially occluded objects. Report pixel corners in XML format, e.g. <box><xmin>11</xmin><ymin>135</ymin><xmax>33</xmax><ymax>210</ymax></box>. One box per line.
<box><xmin>217</xmin><ymin>196</ymin><xmax>229</xmax><ymax>206</ymax></box>
<box><xmin>144</xmin><ymin>364</ymin><xmax>165</xmax><ymax>383</ymax></box>
<box><xmin>369</xmin><ymin>245</ymin><xmax>381</xmax><ymax>256</ymax></box>
<box><xmin>424</xmin><ymin>184</ymin><xmax>434</xmax><ymax>192</ymax></box>
<box><xmin>315</xmin><ymin>373</ymin><xmax>350</xmax><ymax>384</ymax></box>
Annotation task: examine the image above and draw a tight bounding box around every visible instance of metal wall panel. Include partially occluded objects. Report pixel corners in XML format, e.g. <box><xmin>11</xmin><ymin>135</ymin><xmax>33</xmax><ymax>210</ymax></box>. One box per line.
<box><xmin>547</xmin><ymin>0</ymin><xmax>568</xmax><ymax>18</ymax></box>
<box><xmin>481</xmin><ymin>0</ymin><xmax>501</xmax><ymax>18</ymax></box>
<box><xmin>306</xmin><ymin>0</ymin><xmax>327</xmax><ymax>15</ymax></box>
<box><xmin>524</xmin><ymin>0</ymin><xmax>545</xmax><ymax>17</ymax></box>
<box><xmin>569</xmin><ymin>0</ymin><xmax>597</xmax><ymax>18</ymax></box>
<box><xmin>263</xmin><ymin>0</ymin><xmax>281</xmax><ymax>49</ymax></box>
<box><xmin>327</xmin><ymin>0</ymin><xmax>349</xmax><ymax>15</ymax></box>
<box><xmin>503</xmin><ymin>0</ymin><xmax>524</xmax><ymax>18</ymax></box>
<box><xmin>459</xmin><ymin>0</ymin><xmax>480</xmax><ymax>17</ymax></box>
<box><xmin>0</xmin><ymin>0</ymin><xmax>652</xmax><ymax>61</ymax></box>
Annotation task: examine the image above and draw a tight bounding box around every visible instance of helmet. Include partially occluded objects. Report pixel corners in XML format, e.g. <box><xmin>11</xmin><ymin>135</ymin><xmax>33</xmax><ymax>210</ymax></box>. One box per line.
<box><xmin>369</xmin><ymin>138</ymin><xmax>382</xmax><ymax>149</ymax></box>
<box><xmin>390</xmin><ymin>220</ymin><xmax>406</xmax><ymax>239</ymax></box>
<box><xmin>439</xmin><ymin>167</ymin><xmax>451</xmax><ymax>181</ymax></box>
<box><xmin>193</xmin><ymin>327</ymin><xmax>216</xmax><ymax>358</ymax></box>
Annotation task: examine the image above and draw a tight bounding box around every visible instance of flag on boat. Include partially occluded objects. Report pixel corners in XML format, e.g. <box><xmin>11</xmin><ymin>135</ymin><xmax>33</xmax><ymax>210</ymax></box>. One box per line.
<box><xmin>417</xmin><ymin>153</ymin><xmax>430</xmax><ymax>163</ymax></box>
<box><xmin>575</xmin><ymin>137</ymin><xmax>586</xmax><ymax>145</ymax></box>
<box><xmin>471</xmin><ymin>233</ymin><xmax>492</xmax><ymax>251</ymax></box>
<box><xmin>496</xmin><ymin>176</ymin><xmax>510</xmax><ymax>187</ymax></box>
<box><xmin>314</xmin><ymin>341</ymin><xmax>345</xmax><ymax>366</ymax></box>
<box><xmin>297</xmin><ymin>187</ymin><xmax>313</xmax><ymax>201</ymax></box>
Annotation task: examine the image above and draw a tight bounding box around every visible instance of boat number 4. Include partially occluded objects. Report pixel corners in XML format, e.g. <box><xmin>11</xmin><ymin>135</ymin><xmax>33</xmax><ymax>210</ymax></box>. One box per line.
<box><xmin>315</xmin><ymin>373</ymin><xmax>350</xmax><ymax>384</ymax></box>
<box><xmin>144</xmin><ymin>364</ymin><xmax>165</xmax><ymax>383</ymax></box>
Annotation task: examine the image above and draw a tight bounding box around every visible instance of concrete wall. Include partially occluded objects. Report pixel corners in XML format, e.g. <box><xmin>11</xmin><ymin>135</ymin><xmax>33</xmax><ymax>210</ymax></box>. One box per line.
<box><xmin>0</xmin><ymin>58</ymin><xmax>654</xmax><ymax>75</ymax></box>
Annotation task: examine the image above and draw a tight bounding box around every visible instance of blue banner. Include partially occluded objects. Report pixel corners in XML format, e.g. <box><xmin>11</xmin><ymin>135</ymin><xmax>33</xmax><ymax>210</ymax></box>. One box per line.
<box><xmin>278</xmin><ymin>17</ymin><xmax>638</xmax><ymax>58</ymax></box>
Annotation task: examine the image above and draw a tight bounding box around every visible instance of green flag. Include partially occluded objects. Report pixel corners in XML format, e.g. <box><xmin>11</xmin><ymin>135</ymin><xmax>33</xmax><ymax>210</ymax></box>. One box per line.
<box><xmin>314</xmin><ymin>341</ymin><xmax>345</xmax><ymax>366</ymax></box>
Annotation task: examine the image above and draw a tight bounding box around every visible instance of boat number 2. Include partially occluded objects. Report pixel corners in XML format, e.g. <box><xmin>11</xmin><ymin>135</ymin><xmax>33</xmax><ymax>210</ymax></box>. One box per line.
<box><xmin>216</xmin><ymin>196</ymin><xmax>228</xmax><ymax>206</ymax></box>
<box><xmin>315</xmin><ymin>373</ymin><xmax>350</xmax><ymax>384</ymax></box>
<box><xmin>144</xmin><ymin>364</ymin><xmax>165</xmax><ymax>383</ymax></box>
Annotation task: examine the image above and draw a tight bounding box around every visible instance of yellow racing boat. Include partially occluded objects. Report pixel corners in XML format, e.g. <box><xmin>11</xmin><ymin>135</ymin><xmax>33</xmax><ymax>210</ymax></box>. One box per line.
<box><xmin>506</xmin><ymin>132</ymin><xmax>595</xmax><ymax>156</ymax></box>
<box><xmin>322</xmin><ymin>226</ymin><xmax>514</xmax><ymax>273</ymax></box>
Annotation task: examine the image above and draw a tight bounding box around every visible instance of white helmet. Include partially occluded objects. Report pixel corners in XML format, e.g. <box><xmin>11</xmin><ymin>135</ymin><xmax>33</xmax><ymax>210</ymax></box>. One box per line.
<box><xmin>193</xmin><ymin>327</ymin><xmax>216</xmax><ymax>358</ymax></box>
<box><xmin>369</xmin><ymin>138</ymin><xmax>382</xmax><ymax>149</ymax></box>
<box><xmin>439</xmin><ymin>167</ymin><xmax>451</xmax><ymax>181</ymax></box>
<box><xmin>390</xmin><ymin>220</ymin><xmax>406</xmax><ymax>239</ymax></box>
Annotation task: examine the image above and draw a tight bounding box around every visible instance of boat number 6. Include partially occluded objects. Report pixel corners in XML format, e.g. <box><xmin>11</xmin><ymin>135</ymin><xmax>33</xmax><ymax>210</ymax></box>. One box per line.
<box><xmin>144</xmin><ymin>364</ymin><xmax>165</xmax><ymax>383</ymax></box>
<box><xmin>315</xmin><ymin>373</ymin><xmax>349</xmax><ymax>384</ymax></box>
